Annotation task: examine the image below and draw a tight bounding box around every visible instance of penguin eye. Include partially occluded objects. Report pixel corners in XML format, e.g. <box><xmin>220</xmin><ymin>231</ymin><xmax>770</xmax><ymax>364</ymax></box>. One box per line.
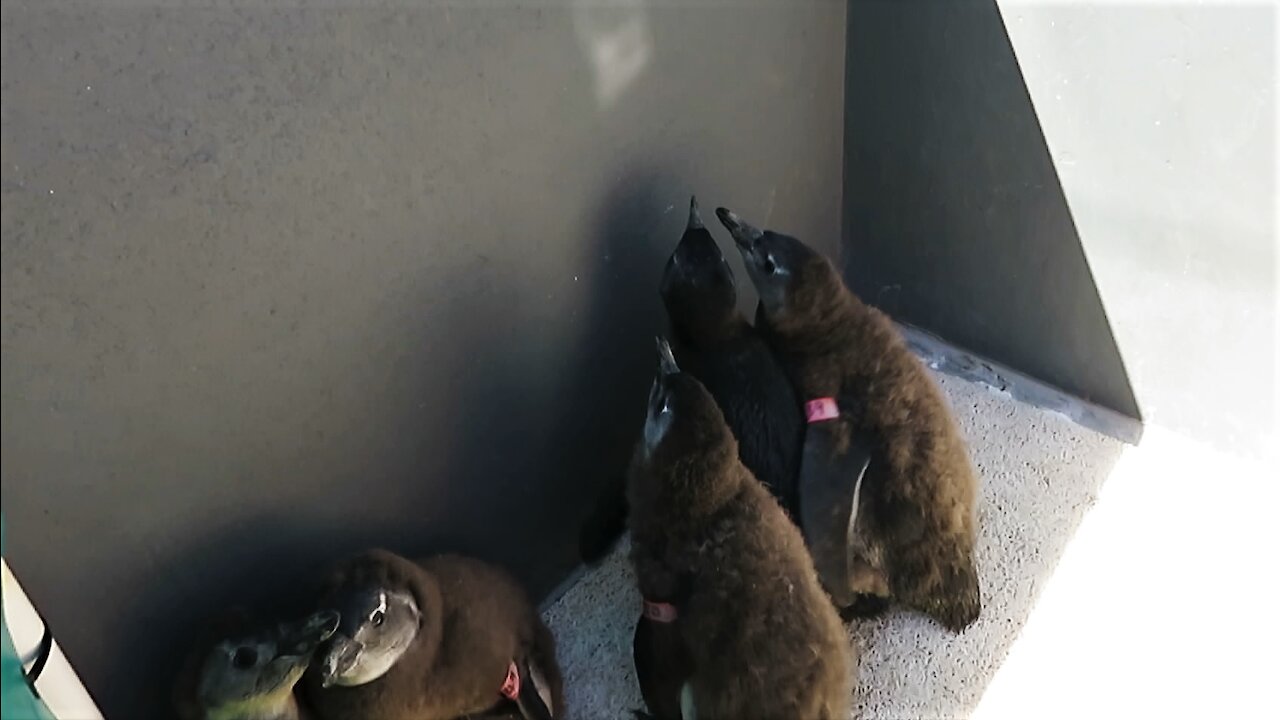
<box><xmin>231</xmin><ymin>647</ymin><xmax>258</xmax><ymax>670</ymax></box>
<box><xmin>763</xmin><ymin>255</ymin><xmax>778</xmax><ymax>275</ymax></box>
<box><xmin>370</xmin><ymin>609</ymin><xmax>385</xmax><ymax>627</ymax></box>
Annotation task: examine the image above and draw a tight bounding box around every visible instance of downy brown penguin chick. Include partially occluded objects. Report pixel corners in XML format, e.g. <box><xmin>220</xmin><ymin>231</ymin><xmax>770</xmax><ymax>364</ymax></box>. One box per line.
<box><xmin>304</xmin><ymin>549</ymin><xmax>561</xmax><ymax>720</ymax></box>
<box><xmin>628</xmin><ymin>338</ymin><xmax>851</xmax><ymax>720</ymax></box>
<box><xmin>716</xmin><ymin>206</ymin><xmax>982</xmax><ymax>631</ymax></box>
<box><xmin>174</xmin><ymin>608</ymin><xmax>340</xmax><ymax>720</ymax></box>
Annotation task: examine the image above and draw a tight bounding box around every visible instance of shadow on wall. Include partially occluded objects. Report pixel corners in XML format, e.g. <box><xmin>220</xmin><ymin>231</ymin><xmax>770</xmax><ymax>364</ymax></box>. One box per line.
<box><xmin>843</xmin><ymin>0</ymin><xmax>1143</xmax><ymax>425</ymax></box>
<box><xmin>0</xmin><ymin>0</ymin><xmax>846</xmax><ymax>717</ymax></box>
<box><xmin>106</xmin><ymin>174</ymin><xmax>676</xmax><ymax>718</ymax></box>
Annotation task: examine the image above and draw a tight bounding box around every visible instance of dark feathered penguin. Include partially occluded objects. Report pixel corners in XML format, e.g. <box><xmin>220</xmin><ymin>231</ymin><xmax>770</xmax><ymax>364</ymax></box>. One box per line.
<box><xmin>173</xmin><ymin>608</ymin><xmax>339</xmax><ymax>720</ymax></box>
<box><xmin>716</xmin><ymin>206</ymin><xmax>982</xmax><ymax>631</ymax></box>
<box><xmin>628</xmin><ymin>338</ymin><xmax>852</xmax><ymax>720</ymax></box>
<box><xmin>661</xmin><ymin>196</ymin><xmax>805</xmax><ymax>512</ymax></box>
<box><xmin>577</xmin><ymin>196</ymin><xmax>806</xmax><ymax>568</ymax></box>
<box><xmin>303</xmin><ymin>550</ymin><xmax>562</xmax><ymax>720</ymax></box>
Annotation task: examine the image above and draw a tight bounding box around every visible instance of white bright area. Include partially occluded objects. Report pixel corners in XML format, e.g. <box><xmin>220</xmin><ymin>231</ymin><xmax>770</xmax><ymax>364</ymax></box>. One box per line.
<box><xmin>972</xmin><ymin>426</ymin><xmax>1278</xmax><ymax>719</ymax></box>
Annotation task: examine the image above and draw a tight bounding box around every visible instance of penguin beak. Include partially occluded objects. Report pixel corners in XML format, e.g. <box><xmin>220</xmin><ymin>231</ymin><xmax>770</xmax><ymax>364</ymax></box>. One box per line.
<box><xmin>686</xmin><ymin>195</ymin><xmax>704</xmax><ymax>231</ymax></box>
<box><xmin>319</xmin><ymin>635</ymin><xmax>363</xmax><ymax>688</ymax></box>
<box><xmin>655</xmin><ymin>337</ymin><xmax>680</xmax><ymax>376</ymax></box>
<box><xmin>278</xmin><ymin>609</ymin><xmax>340</xmax><ymax>656</ymax></box>
<box><xmin>715</xmin><ymin>207</ymin><xmax>764</xmax><ymax>251</ymax></box>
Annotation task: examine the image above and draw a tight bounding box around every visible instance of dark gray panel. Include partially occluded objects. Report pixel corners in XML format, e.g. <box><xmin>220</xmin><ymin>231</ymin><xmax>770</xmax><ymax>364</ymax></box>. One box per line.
<box><xmin>843</xmin><ymin>0</ymin><xmax>1141</xmax><ymax>420</ymax></box>
<box><xmin>0</xmin><ymin>2</ymin><xmax>846</xmax><ymax>717</ymax></box>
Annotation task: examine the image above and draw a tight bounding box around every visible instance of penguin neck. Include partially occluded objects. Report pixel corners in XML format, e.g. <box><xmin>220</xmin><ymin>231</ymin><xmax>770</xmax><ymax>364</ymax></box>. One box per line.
<box><xmin>207</xmin><ymin>688</ymin><xmax>300</xmax><ymax>720</ymax></box>
<box><xmin>677</xmin><ymin>311</ymin><xmax>750</xmax><ymax>348</ymax></box>
<box><xmin>665</xmin><ymin>291</ymin><xmax>748</xmax><ymax>348</ymax></box>
<box><xmin>762</xmin><ymin>281</ymin><xmax>866</xmax><ymax>353</ymax></box>
<box><xmin>633</xmin><ymin>442</ymin><xmax>741</xmax><ymax>530</ymax></box>
<box><xmin>401</xmin><ymin>570</ymin><xmax>445</xmax><ymax>676</ymax></box>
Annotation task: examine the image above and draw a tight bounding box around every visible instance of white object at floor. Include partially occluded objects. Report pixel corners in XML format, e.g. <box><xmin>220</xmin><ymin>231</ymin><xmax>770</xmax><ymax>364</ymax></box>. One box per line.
<box><xmin>2</xmin><ymin>560</ymin><xmax>103</xmax><ymax>720</ymax></box>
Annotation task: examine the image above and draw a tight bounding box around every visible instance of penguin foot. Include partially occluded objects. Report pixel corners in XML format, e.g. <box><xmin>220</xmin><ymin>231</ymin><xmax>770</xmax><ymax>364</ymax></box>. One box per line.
<box><xmin>838</xmin><ymin>594</ymin><xmax>890</xmax><ymax>623</ymax></box>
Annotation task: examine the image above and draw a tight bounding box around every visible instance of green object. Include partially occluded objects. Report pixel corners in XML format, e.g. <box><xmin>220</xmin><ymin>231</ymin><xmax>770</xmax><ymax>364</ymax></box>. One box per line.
<box><xmin>1</xmin><ymin>516</ymin><xmax>56</xmax><ymax>720</ymax></box>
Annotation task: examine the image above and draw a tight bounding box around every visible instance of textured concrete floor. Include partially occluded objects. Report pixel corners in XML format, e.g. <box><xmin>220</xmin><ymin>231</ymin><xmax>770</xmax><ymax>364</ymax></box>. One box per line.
<box><xmin>542</xmin><ymin>371</ymin><xmax>1129</xmax><ymax>719</ymax></box>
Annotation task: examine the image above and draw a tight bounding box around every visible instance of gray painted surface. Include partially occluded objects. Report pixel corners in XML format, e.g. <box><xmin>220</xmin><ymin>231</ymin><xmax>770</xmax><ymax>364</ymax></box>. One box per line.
<box><xmin>0</xmin><ymin>2</ymin><xmax>846</xmax><ymax>716</ymax></box>
<box><xmin>843</xmin><ymin>0</ymin><xmax>1143</xmax><ymax>424</ymax></box>
<box><xmin>999</xmin><ymin>2</ymin><xmax>1276</xmax><ymax>458</ymax></box>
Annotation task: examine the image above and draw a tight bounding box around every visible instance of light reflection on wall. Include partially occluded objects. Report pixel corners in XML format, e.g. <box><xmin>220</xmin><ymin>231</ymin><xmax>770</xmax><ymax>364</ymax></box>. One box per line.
<box><xmin>572</xmin><ymin>0</ymin><xmax>653</xmax><ymax>110</ymax></box>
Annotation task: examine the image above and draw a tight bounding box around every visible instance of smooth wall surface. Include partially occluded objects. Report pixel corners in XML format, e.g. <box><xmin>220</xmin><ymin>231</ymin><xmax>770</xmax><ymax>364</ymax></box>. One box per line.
<box><xmin>844</xmin><ymin>0</ymin><xmax>1142</xmax><ymax>424</ymax></box>
<box><xmin>0</xmin><ymin>2</ymin><xmax>846</xmax><ymax>716</ymax></box>
<box><xmin>844</xmin><ymin>0</ymin><xmax>1276</xmax><ymax>457</ymax></box>
<box><xmin>999</xmin><ymin>0</ymin><xmax>1276</xmax><ymax>458</ymax></box>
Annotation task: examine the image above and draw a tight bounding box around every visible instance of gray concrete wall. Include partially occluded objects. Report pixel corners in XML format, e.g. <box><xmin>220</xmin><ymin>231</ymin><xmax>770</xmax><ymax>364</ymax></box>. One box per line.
<box><xmin>0</xmin><ymin>2</ymin><xmax>847</xmax><ymax>716</ymax></box>
<box><xmin>844</xmin><ymin>0</ymin><xmax>1275</xmax><ymax>457</ymax></box>
<box><xmin>999</xmin><ymin>0</ymin><xmax>1276</xmax><ymax>458</ymax></box>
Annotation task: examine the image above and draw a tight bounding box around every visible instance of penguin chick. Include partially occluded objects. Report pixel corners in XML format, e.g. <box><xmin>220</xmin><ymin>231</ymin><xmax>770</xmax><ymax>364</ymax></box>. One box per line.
<box><xmin>174</xmin><ymin>608</ymin><xmax>339</xmax><ymax>720</ymax></box>
<box><xmin>716</xmin><ymin>206</ymin><xmax>982</xmax><ymax>631</ymax></box>
<box><xmin>661</xmin><ymin>195</ymin><xmax>805</xmax><ymax>512</ymax></box>
<box><xmin>304</xmin><ymin>550</ymin><xmax>562</xmax><ymax>720</ymax></box>
<box><xmin>628</xmin><ymin>338</ymin><xmax>852</xmax><ymax>720</ymax></box>
<box><xmin>576</xmin><ymin>195</ymin><xmax>805</xmax><ymax>568</ymax></box>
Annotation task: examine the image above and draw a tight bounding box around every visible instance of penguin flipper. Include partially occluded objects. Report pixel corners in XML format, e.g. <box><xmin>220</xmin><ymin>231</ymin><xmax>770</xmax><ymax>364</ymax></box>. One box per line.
<box><xmin>514</xmin><ymin>658</ymin><xmax>555</xmax><ymax>720</ymax></box>
<box><xmin>634</xmin><ymin>616</ymin><xmax>692</xmax><ymax>720</ymax></box>
<box><xmin>798</xmin><ymin>418</ymin><xmax>876</xmax><ymax>609</ymax></box>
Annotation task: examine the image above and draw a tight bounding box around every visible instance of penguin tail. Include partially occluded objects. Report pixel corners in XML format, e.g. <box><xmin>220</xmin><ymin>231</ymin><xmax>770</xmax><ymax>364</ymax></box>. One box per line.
<box><xmin>908</xmin><ymin>553</ymin><xmax>981</xmax><ymax>632</ymax></box>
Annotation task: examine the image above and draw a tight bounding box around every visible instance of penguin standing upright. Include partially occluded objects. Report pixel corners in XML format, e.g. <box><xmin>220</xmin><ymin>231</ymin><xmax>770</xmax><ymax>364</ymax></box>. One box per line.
<box><xmin>660</xmin><ymin>196</ymin><xmax>805</xmax><ymax>511</ymax></box>
<box><xmin>628</xmin><ymin>338</ymin><xmax>852</xmax><ymax>720</ymax></box>
<box><xmin>716</xmin><ymin>206</ymin><xmax>982</xmax><ymax>631</ymax></box>
<box><xmin>578</xmin><ymin>196</ymin><xmax>811</xmax><ymax>562</ymax></box>
<box><xmin>303</xmin><ymin>549</ymin><xmax>561</xmax><ymax>720</ymax></box>
<box><xmin>173</xmin><ymin>608</ymin><xmax>340</xmax><ymax>720</ymax></box>
<box><xmin>630</xmin><ymin>199</ymin><xmax>806</xmax><ymax>718</ymax></box>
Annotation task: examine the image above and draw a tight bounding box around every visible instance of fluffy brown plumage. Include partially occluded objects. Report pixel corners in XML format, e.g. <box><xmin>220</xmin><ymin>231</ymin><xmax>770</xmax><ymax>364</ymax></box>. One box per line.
<box><xmin>628</xmin><ymin>340</ymin><xmax>852</xmax><ymax>719</ymax></box>
<box><xmin>717</xmin><ymin>207</ymin><xmax>981</xmax><ymax>631</ymax></box>
<box><xmin>304</xmin><ymin>550</ymin><xmax>562</xmax><ymax>720</ymax></box>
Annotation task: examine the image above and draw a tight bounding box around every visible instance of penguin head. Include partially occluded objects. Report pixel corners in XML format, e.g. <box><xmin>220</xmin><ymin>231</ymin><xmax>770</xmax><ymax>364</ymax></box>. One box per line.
<box><xmin>643</xmin><ymin>337</ymin><xmax>736</xmax><ymax>470</ymax></box>
<box><xmin>192</xmin><ymin>609</ymin><xmax>339</xmax><ymax>719</ymax></box>
<box><xmin>318</xmin><ymin>586</ymin><xmax>422</xmax><ymax>688</ymax></box>
<box><xmin>660</xmin><ymin>196</ymin><xmax>739</xmax><ymax>342</ymax></box>
<box><xmin>715</xmin><ymin>206</ymin><xmax>840</xmax><ymax>324</ymax></box>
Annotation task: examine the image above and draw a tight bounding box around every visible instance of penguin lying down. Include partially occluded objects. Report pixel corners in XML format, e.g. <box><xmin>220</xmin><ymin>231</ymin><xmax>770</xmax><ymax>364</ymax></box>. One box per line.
<box><xmin>628</xmin><ymin>338</ymin><xmax>852</xmax><ymax>720</ymax></box>
<box><xmin>716</xmin><ymin>206</ymin><xmax>982</xmax><ymax>632</ymax></box>
<box><xmin>174</xmin><ymin>607</ymin><xmax>339</xmax><ymax>720</ymax></box>
<box><xmin>304</xmin><ymin>549</ymin><xmax>562</xmax><ymax>720</ymax></box>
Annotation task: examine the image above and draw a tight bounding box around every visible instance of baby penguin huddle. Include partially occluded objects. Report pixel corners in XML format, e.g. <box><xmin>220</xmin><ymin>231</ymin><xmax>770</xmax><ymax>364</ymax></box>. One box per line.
<box><xmin>174</xmin><ymin>551</ymin><xmax>561</xmax><ymax>720</ymax></box>
<box><xmin>174</xmin><ymin>195</ymin><xmax>980</xmax><ymax>720</ymax></box>
<box><xmin>621</xmin><ymin>197</ymin><xmax>982</xmax><ymax>718</ymax></box>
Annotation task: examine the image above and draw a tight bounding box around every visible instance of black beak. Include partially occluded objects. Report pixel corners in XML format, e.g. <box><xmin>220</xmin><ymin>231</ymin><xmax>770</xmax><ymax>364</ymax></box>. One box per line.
<box><xmin>655</xmin><ymin>337</ymin><xmax>679</xmax><ymax>376</ymax></box>
<box><xmin>715</xmin><ymin>207</ymin><xmax>764</xmax><ymax>251</ymax></box>
<box><xmin>687</xmin><ymin>195</ymin><xmax>704</xmax><ymax>231</ymax></box>
<box><xmin>278</xmin><ymin>609</ymin><xmax>340</xmax><ymax>656</ymax></box>
<box><xmin>319</xmin><ymin>635</ymin><xmax>362</xmax><ymax>688</ymax></box>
